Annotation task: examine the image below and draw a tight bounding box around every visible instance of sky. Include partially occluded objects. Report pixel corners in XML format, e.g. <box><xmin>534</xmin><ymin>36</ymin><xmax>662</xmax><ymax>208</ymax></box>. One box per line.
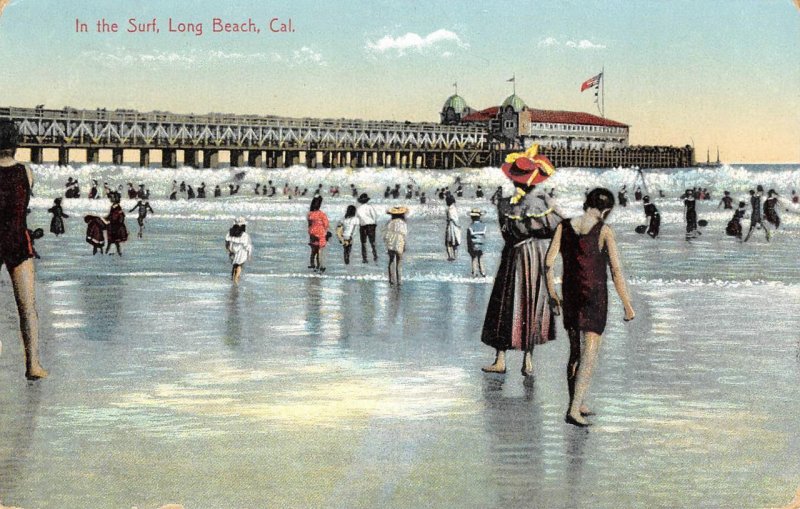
<box><xmin>0</xmin><ymin>0</ymin><xmax>798</xmax><ymax>163</ymax></box>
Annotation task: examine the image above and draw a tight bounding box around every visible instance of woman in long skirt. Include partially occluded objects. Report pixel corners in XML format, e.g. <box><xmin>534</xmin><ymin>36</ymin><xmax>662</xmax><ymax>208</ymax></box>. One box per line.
<box><xmin>481</xmin><ymin>147</ymin><xmax>563</xmax><ymax>377</ymax></box>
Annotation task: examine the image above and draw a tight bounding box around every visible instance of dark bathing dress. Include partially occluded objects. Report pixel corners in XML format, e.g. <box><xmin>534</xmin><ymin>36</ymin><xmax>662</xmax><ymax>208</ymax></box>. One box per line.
<box><xmin>0</xmin><ymin>164</ymin><xmax>35</xmax><ymax>269</ymax></box>
<box><xmin>559</xmin><ymin>220</ymin><xmax>609</xmax><ymax>335</ymax></box>
<box><xmin>684</xmin><ymin>197</ymin><xmax>697</xmax><ymax>234</ymax></box>
<box><xmin>482</xmin><ymin>192</ymin><xmax>557</xmax><ymax>352</ymax></box>
<box><xmin>106</xmin><ymin>204</ymin><xmax>128</xmax><ymax>244</ymax></box>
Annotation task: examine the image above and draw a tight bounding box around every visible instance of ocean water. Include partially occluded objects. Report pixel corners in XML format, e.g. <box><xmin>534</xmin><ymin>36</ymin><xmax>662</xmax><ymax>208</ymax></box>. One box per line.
<box><xmin>0</xmin><ymin>163</ymin><xmax>799</xmax><ymax>509</ymax></box>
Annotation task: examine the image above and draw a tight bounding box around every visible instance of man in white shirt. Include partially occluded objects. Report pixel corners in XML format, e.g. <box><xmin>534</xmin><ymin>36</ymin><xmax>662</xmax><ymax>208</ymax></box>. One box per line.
<box><xmin>356</xmin><ymin>193</ymin><xmax>379</xmax><ymax>263</ymax></box>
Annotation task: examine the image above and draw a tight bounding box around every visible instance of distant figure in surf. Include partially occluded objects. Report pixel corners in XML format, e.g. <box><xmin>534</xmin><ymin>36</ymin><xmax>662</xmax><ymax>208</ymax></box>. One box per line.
<box><xmin>383</xmin><ymin>206</ymin><xmax>408</xmax><ymax>286</ymax></box>
<box><xmin>47</xmin><ymin>197</ymin><xmax>69</xmax><ymax>236</ymax></box>
<box><xmin>718</xmin><ymin>190</ymin><xmax>733</xmax><ymax>210</ymax></box>
<box><xmin>744</xmin><ymin>186</ymin><xmax>770</xmax><ymax>242</ymax></box>
<box><xmin>84</xmin><ymin>215</ymin><xmax>106</xmax><ymax>255</ymax></box>
<box><xmin>725</xmin><ymin>201</ymin><xmax>747</xmax><ymax>241</ymax></box>
<box><xmin>307</xmin><ymin>195</ymin><xmax>329</xmax><ymax>273</ymax></box>
<box><xmin>335</xmin><ymin>205</ymin><xmax>359</xmax><ymax>265</ymax></box>
<box><xmin>444</xmin><ymin>195</ymin><xmax>461</xmax><ymax>261</ymax></box>
<box><xmin>684</xmin><ymin>189</ymin><xmax>699</xmax><ymax>239</ymax></box>
<box><xmin>89</xmin><ymin>180</ymin><xmax>99</xmax><ymax>199</ymax></box>
<box><xmin>105</xmin><ymin>192</ymin><xmax>128</xmax><ymax>255</ymax></box>
<box><xmin>467</xmin><ymin>208</ymin><xmax>487</xmax><ymax>277</ymax></box>
<box><xmin>617</xmin><ymin>185</ymin><xmax>628</xmax><ymax>207</ymax></box>
<box><xmin>634</xmin><ymin>186</ymin><xmax>643</xmax><ymax>201</ymax></box>
<box><xmin>475</xmin><ymin>185</ymin><xmax>484</xmax><ymax>199</ymax></box>
<box><xmin>490</xmin><ymin>186</ymin><xmax>503</xmax><ymax>205</ymax></box>
<box><xmin>214</xmin><ymin>185</ymin><xmax>222</xmax><ymax>198</ymax></box>
<box><xmin>186</xmin><ymin>185</ymin><xmax>195</xmax><ymax>200</ymax></box>
<box><xmin>225</xmin><ymin>217</ymin><xmax>252</xmax><ymax>285</ymax></box>
<box><xmin>127</xmin><ymin>183</ymin><xmax>137</xmax><ymax>199</ymax></box>
<box><xmin>545</xmin><ymin>187</ymin><xmax>635</xmax><ymax>427</ymax></box>
<box><xmin>763</xmin><ymin>189</ymin><xmax>780</xmax><ymax>229</ymax></box>
<box><xmin>642</xmin><ymin>195</ymin><xmax>660</xmax><ymax>238</ymax></box>
<box><xmin>197</xmin><ymin>182</ymin><xmax>206</xmax><ymax>199</ymax></box>
<box><xmin>128</xmin><ymin>199</ymin><xmax>154</xmax><ymax>239</ymax></box>
<box><xmin>169</xmin><ymin>181</ymin><xmax>178</xmax><ymax>200</ymax></box>
<box><xmin>356</xmin><ymin>193</ymin><xmax>379</xmax><ymax>263</ymax></box>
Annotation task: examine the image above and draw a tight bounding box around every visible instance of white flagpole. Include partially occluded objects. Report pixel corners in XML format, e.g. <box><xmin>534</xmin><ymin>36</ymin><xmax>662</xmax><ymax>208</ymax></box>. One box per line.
<box><xmin>601</xmin><ymin>66</ymin><xmax>605</xmax><ymax>118</ymax></box>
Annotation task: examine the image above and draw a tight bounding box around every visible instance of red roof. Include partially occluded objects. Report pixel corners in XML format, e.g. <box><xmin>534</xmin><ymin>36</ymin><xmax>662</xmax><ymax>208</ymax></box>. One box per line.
<box><xmin>461</xmin><ymin>106</ymin><xmax>499</xmax><ymax>122</ymax></box>
<box><xmin>527</xmin><ymin>109</ymin><xmax>628</xmax><ymax>128</ymax></box>
<box><xmin>461</xmin><ymin>106</ymin><xmax>627</xmax><ymax>128</ymax></box>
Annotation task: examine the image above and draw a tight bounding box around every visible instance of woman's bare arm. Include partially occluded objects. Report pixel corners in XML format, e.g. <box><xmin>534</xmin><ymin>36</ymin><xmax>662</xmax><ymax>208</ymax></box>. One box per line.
<box><xmin>602</xmin><ymin>225</ymin><xmax>635</xmax><ymax>321</ymax></box>
<box><xmin>544</xmin><ymin>223</ymin><xmax>563</xmax><ymax>314</ymax></box>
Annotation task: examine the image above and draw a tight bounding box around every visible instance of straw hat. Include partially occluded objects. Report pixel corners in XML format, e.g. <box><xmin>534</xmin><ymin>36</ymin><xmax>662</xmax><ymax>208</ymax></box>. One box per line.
<box><xmin>386</xmin><ymin>206</ymin><xmax>408</xmax><ymax>215</ymax></box>
<box><xmin>469</xmin><ymin>208</ymin><xmax>484</xmax><ymax>217</ymax></box>
<box><xmin>234</xmin><ymin>216</ymin><xmax>247</xmax><ymax>226</ymax></box>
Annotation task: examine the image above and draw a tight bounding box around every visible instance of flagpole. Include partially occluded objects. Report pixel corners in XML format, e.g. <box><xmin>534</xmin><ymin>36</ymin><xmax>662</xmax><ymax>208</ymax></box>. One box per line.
<box><xmin>601</xmin><ymin>66</ymin><xmax>605</xmax><ymax>118</ymax></box>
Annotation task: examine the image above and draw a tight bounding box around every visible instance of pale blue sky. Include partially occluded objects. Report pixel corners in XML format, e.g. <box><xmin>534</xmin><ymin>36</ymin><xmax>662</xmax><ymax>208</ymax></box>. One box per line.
<box><xmin>1</xmin><ymin>0</ymin><xmax>798</xmax><ymax>161</ymax></box>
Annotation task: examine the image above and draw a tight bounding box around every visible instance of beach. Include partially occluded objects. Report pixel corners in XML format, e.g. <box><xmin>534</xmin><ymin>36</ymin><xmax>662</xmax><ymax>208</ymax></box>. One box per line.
<box><xmin>0</xmin><ymin>163</ymin><xmax>799</xmax><ymax>508</ymax></box>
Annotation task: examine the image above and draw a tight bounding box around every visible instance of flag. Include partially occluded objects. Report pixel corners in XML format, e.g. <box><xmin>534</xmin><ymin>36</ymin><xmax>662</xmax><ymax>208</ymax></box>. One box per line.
<box><xmin>580</xmin><ymin>73</ymin><xmax>602</xmax><ymax>92</ymax></box>
<box><xmin>507</xmin><ymin>76</ymin><xmax>515</xmax><ymax>82</ymax></box>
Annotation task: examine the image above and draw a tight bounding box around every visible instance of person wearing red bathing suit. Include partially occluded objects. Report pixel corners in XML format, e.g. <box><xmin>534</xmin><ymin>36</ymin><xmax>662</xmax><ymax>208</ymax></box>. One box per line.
<box><xmin>0</xmin><ymin>119</ymin><xmax>48</xmax><ymax>380</ymax></box>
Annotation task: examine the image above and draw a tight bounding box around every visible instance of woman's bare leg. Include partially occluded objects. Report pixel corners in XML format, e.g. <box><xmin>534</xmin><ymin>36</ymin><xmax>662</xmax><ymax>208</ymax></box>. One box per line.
<box><xmin>8</xmin><ymin>260</ymin><xmax>47</xmax><ymax>380</ymax></box>
<box><xmin>232</xmin><ymin>265</ymin><xmax>242</xmax><ymax>285</ymax></box>
<box><xmin>567</xmin><ymin>332</ymin><xmax>603</xmax><ymax>425</ymax></box>
<box><xmin>567</xmin><ymin>329</ymin><xmax>581</xmax><ymax>404</ymax></box>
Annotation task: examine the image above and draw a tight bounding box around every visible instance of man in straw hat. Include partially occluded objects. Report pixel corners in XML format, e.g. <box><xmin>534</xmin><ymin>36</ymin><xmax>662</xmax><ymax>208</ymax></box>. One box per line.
<box><xmin>481</xmin><ymin>145</ymin><xmax>564</xmax><ymax>377</ymax></box>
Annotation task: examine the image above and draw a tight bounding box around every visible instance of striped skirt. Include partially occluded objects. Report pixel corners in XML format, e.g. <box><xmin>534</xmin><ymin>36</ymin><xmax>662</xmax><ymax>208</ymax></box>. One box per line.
<box><xmin>481</xmin><ymin>237</ymin><xmax>555</xmax><ymax>352</ymax></box>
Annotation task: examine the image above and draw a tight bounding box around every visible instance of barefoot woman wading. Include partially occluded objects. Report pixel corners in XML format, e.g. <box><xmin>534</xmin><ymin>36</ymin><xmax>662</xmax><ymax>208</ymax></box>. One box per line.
<box><xmin>0</xmin><ymin>120</ymin><xmax>48</xmax><ymax>380</ymax></box>
<box><xmin>545</xmin><ymin>188</ymin><xmax>635</xmax><ymax>427</ymax></box>
<box><xmin>481</xmin><ymin>146</ymin><xmax>563</xmax><ymax>377</ymax></box>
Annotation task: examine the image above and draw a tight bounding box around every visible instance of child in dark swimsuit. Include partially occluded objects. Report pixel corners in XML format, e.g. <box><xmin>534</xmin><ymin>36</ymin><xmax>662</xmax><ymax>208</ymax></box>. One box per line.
<box><xmin>546</xmin><ymin>188</ymin><xmax>635</xmax><ymax>427</ymax></box>
<box><xmin>0</xmin><ymin>120</ymin><xmax>48</xmax><ymax>379</ymax></box>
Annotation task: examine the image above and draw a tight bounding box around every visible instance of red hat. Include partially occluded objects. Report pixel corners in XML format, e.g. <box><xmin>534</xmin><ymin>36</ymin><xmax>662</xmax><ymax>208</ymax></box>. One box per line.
<box><xmin>501</xmin><ymin>154</ymin><xmax>556</xmax><ymax>186</ymax></box>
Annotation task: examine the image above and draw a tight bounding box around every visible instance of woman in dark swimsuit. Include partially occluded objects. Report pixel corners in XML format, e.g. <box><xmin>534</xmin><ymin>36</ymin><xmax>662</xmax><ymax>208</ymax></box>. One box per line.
<box><xmin>546</xmin><ymin>188</ymin><xmax>635</xmax><ymax>426</ymax></box>
<box><xmin>105</xmin><ymin>192</ymin><xmax>129</xmax><ymax>255</ymax></box>
<box><xmin>763</xmin><ymin>189</ymin><xmax>780</xmax><ymax>229</ymax></box>
<box><xmin>48</xmin><ymin>197</ymin><xmax>69</xmax><ymax>236</ymax></box>
<box><xmin>725</xmin><ymin>201</ymin><xmax>747</xmax><ymax>241</ymax></box>
<box><xmin>0</xmin><ymin>120</ymin><xmax>48</xmax><ymax>379</ymax></box>
<box><xmin>684</xmin><ymin>189</ymin><xmax>699</xmax><ymax>239</ymax></box>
